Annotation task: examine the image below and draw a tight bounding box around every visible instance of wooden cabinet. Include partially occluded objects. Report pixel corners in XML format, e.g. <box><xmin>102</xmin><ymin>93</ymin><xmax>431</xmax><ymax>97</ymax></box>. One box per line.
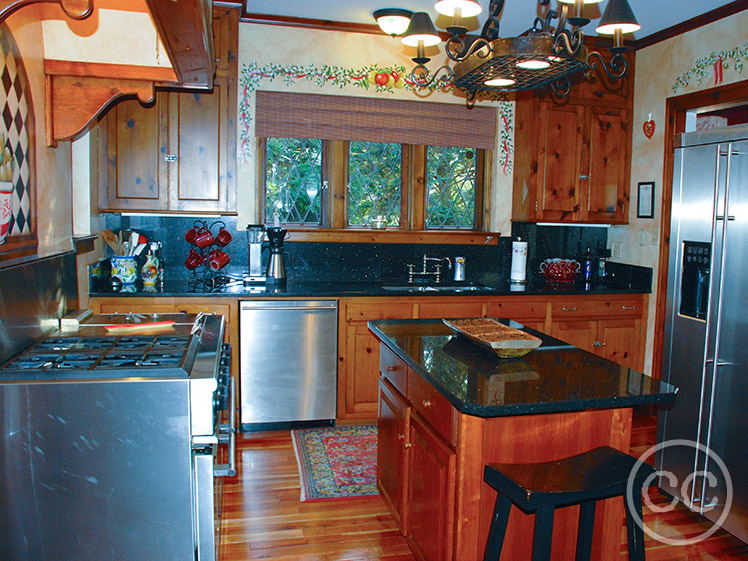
<box><xmin>550</xmin><ymin>295</ymin><xmax>646</xmax><ymax>370</ymax></box>
<box><xmin>407</xmin><ymin>413</ymin><xmax>456</xmax><ymax>561</ymax></box>
<box><xmin>514</xmin><ymin>100</ymin><xmax>629</xmax><ymax>223</ymax></box>
<box><xmin>513</xmin><ymin>50</ymin><xmax>633</xmax><ymax>225</ymax></box>
<box><xmin>340</xmin><ymin>300</ymin><xmax>412</xmax><ymax>418</ymax></box>
<box><xmin>377</xmin><ymin>378</ymin><xmax>410</xmax><ymax>532</ymax></box>
<box><xmin>377</xmin><ymin>350</ymin><xmax>456</xmax><ymax>561</ymax></box>
<box><xmin>97</xmin><ymin>7</ymin><xmax>238</xmax><ymax>214</ymax></box>
<box><xmin>340</xmin><ymin>293</ymin><xmax>645</xmax><ymax>420</ymax></box>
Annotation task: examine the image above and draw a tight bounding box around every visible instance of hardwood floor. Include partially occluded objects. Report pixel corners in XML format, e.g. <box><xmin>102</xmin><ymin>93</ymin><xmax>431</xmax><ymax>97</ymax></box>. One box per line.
<box><xmin>219</xmin><ymin>411</ymin><xmax>748</xmax><ymax>561</ymax></box>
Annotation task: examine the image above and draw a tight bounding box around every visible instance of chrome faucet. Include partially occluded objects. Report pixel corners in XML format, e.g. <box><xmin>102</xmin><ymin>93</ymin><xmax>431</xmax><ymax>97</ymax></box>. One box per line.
<box><xmin>407</xmin><ymin>254</ymin><xmax>452</xmax><ymax>284</ymax></box>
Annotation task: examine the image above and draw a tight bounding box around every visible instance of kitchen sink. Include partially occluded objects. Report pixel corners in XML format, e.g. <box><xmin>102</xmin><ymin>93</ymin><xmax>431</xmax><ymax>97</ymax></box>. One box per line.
<box><xmin>380</xmin><ymin>283</ymin><xmax>494</xmax><ymax>293</ymax></box>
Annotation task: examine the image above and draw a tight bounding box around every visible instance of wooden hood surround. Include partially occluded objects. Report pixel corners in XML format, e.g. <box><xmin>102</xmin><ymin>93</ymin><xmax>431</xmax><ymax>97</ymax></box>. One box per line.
<box><xmin>3</xmin><ymin>0</ymin><xmax>214</xmax><ymax>146</ymax></box>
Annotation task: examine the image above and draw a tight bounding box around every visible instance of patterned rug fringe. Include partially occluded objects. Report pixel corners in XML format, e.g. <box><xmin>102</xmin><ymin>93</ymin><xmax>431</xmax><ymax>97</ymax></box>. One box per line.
<box><xmin>291</xmin><ymin>424</ymin><xmax>379</xmax><ymax>502</ymax></box>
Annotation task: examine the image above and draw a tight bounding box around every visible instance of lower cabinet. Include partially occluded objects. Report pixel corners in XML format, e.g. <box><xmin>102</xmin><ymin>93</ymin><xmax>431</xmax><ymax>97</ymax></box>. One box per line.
<box><xmin>406</xmin><ymin>413</ymin><xmax>456</xmax><ymax>561</ymax></box>
<box><xmin>377</xmin><ymin>378</ymin><xmax>410</xmax><ymax>532</ymax></box>
<box><xmin>378</xmin><ymin>355</ymin><xmax>456</xmax><ymax>561</ymax></box>
<box><xmin>341</xmin><ymin>294</ymin><xmax>646</xmax><ymax>420</ymax></box>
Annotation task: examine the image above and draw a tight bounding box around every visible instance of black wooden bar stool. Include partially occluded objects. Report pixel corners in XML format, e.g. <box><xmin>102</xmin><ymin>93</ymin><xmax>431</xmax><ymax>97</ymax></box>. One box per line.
<box><xmin>483</xmin><ymin>446</ymin><xmax>654</xmax><ymax>561</ymax></box>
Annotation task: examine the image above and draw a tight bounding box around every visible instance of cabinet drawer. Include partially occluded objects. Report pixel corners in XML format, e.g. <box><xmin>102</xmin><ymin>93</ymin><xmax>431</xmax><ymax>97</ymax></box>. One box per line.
<box><xmin>380</xmin><ymin>345</ymin><xmax>408</xmax><ymax>396</ymax></box>
<box><xmin>486</xmin><ymin>299</ymin><xmax>547</xmax><ymax>320</ymax></box>
<box><xmin>415</xmin><ymin>301</ymin><xmax>482</xmax><ymax>319</ymax></box>
<box><xmin>407</xmin><ymin>370</ymin><xmax>456</xmax><ymax>446</ymax></box>
<box><xmin>550</xmin><ymin>298</ymin><xmax>642</xmax><ymax>319</ymax></box>
<box><xmin>345</xmin><ymin>301</ymin><xmax>412</xmax><ymax>322</ymax></box>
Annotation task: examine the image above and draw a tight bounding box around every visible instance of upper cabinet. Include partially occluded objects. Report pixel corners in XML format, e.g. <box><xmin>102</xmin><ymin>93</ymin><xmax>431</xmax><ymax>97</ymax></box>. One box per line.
<box><xmin>512</xmin><ymin>49</ymin><xmax>634</xmax><ymax>224</ymax></box>
<box><xmin>97</xmin><ymin>7</ymin><xmax>238</xmax><ymax>215</ymax></box>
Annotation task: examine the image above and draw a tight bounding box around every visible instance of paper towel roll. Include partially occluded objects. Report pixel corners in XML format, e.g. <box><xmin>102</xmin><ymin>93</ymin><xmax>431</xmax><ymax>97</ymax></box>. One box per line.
<box><xmin>510</xmin><ymin>239</ymin><xmax>528</xmax><ymax>283</ymax></box>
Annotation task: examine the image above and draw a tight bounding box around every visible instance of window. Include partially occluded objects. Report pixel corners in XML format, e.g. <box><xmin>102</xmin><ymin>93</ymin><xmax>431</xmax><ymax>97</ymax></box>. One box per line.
<box><xmin>265</xmin><ymin>137</ymin><xmax>322</xmax><ymax>225</ymax></box>
<box><xmin>255</xmin><ymin>91</ymin><xmax>495</xmax><ymax>238</ymax></box>
<box><xmin>262</xmin><ymin>139</ymin><xmax>486</xmax><ymax>232</ymax></box>
<box><xmin>347</xmin><ymin>141</ymin><xmax>401</xmax><ymax>227</ymax></box>
<box><xmin>426</xmin><ymin>146</ymin><xmax>477</xmax><ymax>229</ymax></box>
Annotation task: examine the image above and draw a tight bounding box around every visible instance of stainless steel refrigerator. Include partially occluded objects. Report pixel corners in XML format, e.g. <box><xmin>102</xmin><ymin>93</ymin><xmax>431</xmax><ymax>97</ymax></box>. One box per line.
<box><xmin>658</xmin><ymin>124</ymin><xmax>748</xmax><ymax>544</ymax></box>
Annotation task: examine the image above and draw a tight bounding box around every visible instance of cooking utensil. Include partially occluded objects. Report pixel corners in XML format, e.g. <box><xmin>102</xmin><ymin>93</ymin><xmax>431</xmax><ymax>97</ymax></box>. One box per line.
<box><xmin>134</xmin><ymin>243</ymin><xmax>147</xmax><ymax>256</ymax></box>
<box><xmin>128</xmin><ymin>232</ymin><xmax>139</xmax><ymax>255</ymax></box>
<box><xmin>101</xmin><ymin>230</ymin><xmax>120</xmax><ymax>254</ymax></box>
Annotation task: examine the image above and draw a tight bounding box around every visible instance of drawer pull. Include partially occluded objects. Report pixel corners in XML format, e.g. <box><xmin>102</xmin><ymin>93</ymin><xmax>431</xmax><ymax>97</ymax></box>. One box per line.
<box><xmin>398</xmin><ymin>433</ymin><xmax>405</xmax><ymax>440</ymax></box>
<box><xmin>422</xmin><ymin>399</ymin><xmax>432</xmax><ymax>409</ymax></box>
<box><xmin>404</xmin><ymin>442</ymin><xmax>412</xmax><ymax>449</ymax></box>
<box><xmin>386</xmin><ymin>365</ymin><xmax>397</xmax><ymax>372</ymax></box>
<box><xmin>593</xmin><ymin>341</ymin><xmax>607</xmax><ymax>347</ymax></box>
<box><xmin>622</xmin><ymin>305</ymin><xmax>636</xmax><ymax>310</ymax></box>
<box><xmin>562</xmin><ymin>307</ymin><xmax>577</xmax><ymax>312</ymax></box>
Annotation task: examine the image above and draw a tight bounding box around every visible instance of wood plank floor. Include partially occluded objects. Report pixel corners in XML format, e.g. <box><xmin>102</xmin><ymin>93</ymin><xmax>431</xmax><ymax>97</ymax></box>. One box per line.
<box><xmin>219</xmin><ymin>411</ymin><xmax>748</xmax><ymax>561</ymax></box>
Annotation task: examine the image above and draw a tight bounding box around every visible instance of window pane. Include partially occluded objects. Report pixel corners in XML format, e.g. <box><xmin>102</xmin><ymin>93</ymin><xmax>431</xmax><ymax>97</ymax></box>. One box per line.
<box><xmin>265</xmin><ymin>137</ymin><xmax>322</xmax><ymax>224</ymax></box>
<box><xmin>348</xmin><ymin>141</ymin><xmax>401</xmax><ymax>227</ymax></box>
<box><xmin>425</xmin><ymin>146</ymin><xmax>476</xmax><ymax>229</ymax></box>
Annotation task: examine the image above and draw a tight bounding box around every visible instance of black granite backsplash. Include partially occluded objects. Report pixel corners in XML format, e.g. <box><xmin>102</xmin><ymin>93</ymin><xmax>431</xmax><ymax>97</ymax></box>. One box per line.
<box><xmin>103</xmin><ymin>215</ymin><xmax>620</xmax><ymax>284</ymax></box>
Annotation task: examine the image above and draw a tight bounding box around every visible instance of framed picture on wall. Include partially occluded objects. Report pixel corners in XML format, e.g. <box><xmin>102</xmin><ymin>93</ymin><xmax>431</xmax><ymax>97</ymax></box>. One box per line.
<box><xmin>637</xmin><ymin>182</ymin><xmax>655</xmax><ymax>219</ymax></box>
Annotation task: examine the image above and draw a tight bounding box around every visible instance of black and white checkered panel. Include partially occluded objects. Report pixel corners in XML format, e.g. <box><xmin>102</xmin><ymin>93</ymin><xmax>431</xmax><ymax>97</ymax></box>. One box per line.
<box><xmin>0</xmin><ymin>26</ymin><xmax>33</xmax><ymax>237</ymax></box>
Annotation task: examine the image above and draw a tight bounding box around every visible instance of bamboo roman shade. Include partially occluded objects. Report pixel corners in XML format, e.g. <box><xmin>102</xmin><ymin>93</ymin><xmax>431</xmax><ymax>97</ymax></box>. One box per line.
<box><xmin>255</xmin><ymin>91</ymin><xmax>497</xmax><ymax>150</ymax></box>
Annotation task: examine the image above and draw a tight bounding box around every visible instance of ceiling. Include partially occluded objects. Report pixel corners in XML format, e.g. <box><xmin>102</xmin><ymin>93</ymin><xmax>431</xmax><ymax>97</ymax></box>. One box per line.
<box><xmin>241</xmin><ymin>0</ymin><xmax>738</xmax><ymax>41</ymax></box>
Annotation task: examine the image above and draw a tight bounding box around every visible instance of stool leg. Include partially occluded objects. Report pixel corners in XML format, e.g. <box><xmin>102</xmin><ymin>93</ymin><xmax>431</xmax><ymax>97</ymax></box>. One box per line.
<box><xmin>532</xmin><ymin>506</ymin><xmax>555</xmax><ymax>561</ymax></box>
<box><xmin>483</xmin><ymin>494</ymin><xmax>512</xmax><ymax>561</ymax></box>
<box><xmin>625</xmin><ymin>487</ymin><xmax>647</xmax><ymax>561</ymax></box>
<box><xmin>575</xmin><ymin>500</ymin><xmax>596</xmax><ymax>561</ymax></box>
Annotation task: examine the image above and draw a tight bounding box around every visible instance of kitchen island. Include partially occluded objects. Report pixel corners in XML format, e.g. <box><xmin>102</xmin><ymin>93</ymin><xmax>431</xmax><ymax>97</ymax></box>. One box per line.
<box><xmin>368</xmin><ymin>318</ymin><xmax>677</xmax><ymax>561</ymax></box>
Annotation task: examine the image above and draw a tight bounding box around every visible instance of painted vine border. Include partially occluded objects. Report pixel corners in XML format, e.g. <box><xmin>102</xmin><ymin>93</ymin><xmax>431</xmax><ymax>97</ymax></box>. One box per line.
<box><xmin>672</xmin><ymin>40</ymin><xmax>748</xmax><ymax>93</ymax></box>
<box><xmin>238</xmin><ymin>61</ymin><xmax>513</xmax><ymax>173</ymax></box>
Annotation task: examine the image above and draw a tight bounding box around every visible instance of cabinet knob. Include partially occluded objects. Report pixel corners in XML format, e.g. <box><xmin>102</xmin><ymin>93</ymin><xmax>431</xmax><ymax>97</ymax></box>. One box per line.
<box><xmin>562</xmin><ymin>307</ymin><xmax>577</xmax><ymax>312</ymax></box>
<box><xmin>422</xmin><ymin>399</ymin><xmax>432</xmax><ymax>409</ymax></box>
<box><xmin>622</xmin><ymin>305</ymin><xmax>636</xmax><ymax>310</ymax></box>
<box><xmin>386</xmin><ymin>365</ymin><xmax>397</xmax><ymax>372</ymax></box>
<box><xmin>593</xmin><ymin>341</ymin><xmax>606</xmax><ymax>347</ymax></box>
<box><xmin>579</xmin><ymin>173</ymin><xmax>590</xmax><ymax>180</ymax></box>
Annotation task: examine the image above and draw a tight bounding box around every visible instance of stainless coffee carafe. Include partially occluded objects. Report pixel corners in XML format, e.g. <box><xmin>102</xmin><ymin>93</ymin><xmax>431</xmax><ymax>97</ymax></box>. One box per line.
<box><xmin>265</xmin><ymin>226</ymin><xmax>288</xmax><ymax>286</ymax></box>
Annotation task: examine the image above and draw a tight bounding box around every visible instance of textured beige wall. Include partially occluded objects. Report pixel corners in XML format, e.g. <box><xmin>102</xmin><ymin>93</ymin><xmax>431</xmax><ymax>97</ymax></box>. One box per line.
<box><xmin>7</xmin><ymin>8</ymin><xmax>74</xmax><ymax>254</ymax></box>
<box><xmin>609</xmin><ymin>11</ymin><xmax>748</xmax><ymax>374</ymax></box>
<box><xmin>236</xmin><ymin>23</ymin><xmax>513</xmax><ymax>235</ymax></box>
<box><xmin>42</xmin><ymin>9</ymin><xmax>169</xmax><ymax>68</ymax></box>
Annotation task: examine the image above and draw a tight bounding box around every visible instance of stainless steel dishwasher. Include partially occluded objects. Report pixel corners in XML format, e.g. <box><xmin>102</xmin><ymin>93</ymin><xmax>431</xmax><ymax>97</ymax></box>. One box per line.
<box><xmin>239</xmin><ymin>300</ymin><xmax>337</xmax><ymax>429</ymax></box>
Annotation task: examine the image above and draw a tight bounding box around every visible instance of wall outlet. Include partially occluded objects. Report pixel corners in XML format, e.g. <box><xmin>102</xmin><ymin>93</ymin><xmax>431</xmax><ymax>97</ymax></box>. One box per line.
<box><xmin>639</xmin><ymin>229</ymin><xmax>647</xmax><ymax>246</ymax></box>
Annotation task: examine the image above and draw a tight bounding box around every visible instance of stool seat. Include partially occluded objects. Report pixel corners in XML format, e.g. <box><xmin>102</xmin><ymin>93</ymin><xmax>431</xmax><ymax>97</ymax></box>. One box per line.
<box><xmin>483</xmin><ymin>446</ymin><xmax>655</xmax><ymax>561</ymax></box>
<box><xmin>484</xmin><ymin>445</ymin><xmax>655</xmax><ymax>513</ymax></box>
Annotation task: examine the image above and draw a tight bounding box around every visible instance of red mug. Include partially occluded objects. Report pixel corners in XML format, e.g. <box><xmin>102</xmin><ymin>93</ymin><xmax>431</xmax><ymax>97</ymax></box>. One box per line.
<box><xmin>185</xmin><ymin>226</ymin><xmax>200</xmax><ymax>244</ymax></box>
<box><xmin>193</xmin><ymin>228</ymin><xmax>215</xmax><ymax>249</ymax></box>
<box><xmin>185</xmin><ymin>248</ymin><xmax>203</xmax><ymax>270</ymax></box>
<box><xmin>208</xmin><ymin>249</ymin><xmax>230</xmax><ymax>271</ymax></box>
<box><xmin>216</xmin><ymin>227</ymin><xmax>232</xmax><ymax>247</ymax></box>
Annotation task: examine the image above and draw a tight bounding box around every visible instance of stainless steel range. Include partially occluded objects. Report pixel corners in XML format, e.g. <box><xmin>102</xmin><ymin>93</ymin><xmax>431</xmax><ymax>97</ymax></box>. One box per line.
<box><xmin>0</xmin><ymin>312</ymin><xmax>235</xmax><ymax>561</ymax></box>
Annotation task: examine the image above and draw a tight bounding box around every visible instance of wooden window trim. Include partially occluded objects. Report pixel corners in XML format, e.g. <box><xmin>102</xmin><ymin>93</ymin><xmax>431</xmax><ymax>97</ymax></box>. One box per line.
<box><xmin>259</xmin><ymin>138</ymin><xmax>497</xmax><ymax>241</ymax></box>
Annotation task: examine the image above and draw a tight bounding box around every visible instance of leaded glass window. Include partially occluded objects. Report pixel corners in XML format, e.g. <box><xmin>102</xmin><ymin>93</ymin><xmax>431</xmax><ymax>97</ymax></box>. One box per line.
<box><xmin>265</xmin><ymin>137</ymin><xmax>322</xmax><ymax>224</ymax></box>
<box><xmin>347</xmin><ymin>141</ymin><xmax>402</xmax><ymax>227</ymax></box>
<box><xmin>425</xmin><ymin>146</ymin><xmax>477</xmax><ymax>229</ymax></box>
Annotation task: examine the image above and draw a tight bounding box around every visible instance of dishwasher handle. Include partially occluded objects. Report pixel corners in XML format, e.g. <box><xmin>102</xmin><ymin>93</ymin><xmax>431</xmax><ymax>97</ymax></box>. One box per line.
<box><xmin>240</xmin><ymin>301</ymin><xmax>337</xmax><ymax>312</ymax></box>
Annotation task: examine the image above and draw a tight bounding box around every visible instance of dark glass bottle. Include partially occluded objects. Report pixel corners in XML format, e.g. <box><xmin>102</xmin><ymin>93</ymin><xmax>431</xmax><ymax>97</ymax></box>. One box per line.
<box><xmin>583</xmin><ymin>243</ymin><xmax>594</xmax><ymax>281</ymax></box>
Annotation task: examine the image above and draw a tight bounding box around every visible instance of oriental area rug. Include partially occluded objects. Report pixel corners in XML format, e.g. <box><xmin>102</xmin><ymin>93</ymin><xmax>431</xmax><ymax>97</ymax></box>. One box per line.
<box><xmin>291</xmin><ymin>424</ymin><xmax>379</xmax><ymax>502</ymax></box>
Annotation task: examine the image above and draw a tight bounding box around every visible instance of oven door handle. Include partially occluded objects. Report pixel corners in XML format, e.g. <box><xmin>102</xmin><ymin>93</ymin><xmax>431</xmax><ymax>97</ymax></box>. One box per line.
<box><xmin>214</xmin><ymin>376</ymin><xmax>236</xmax><ymax>477</ymax></box>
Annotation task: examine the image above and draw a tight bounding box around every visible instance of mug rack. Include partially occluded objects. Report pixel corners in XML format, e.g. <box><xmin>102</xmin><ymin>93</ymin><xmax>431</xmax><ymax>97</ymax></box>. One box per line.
<box><xmin>184</xmin><ymin>220</ymin><xmax>234</xmax><ymax>279</ymax></box>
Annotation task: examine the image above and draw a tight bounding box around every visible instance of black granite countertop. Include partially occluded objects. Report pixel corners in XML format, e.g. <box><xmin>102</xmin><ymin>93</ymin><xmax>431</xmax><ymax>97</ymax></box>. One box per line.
<box><xmin>368</xmin><ymin>318</ymin><xmax>677</xmax><ymax>418</ymax></box>
<box><xmin>90</xmin><ymin>277</ymin><xmax>650</xmax><ymax>298</ymax></box>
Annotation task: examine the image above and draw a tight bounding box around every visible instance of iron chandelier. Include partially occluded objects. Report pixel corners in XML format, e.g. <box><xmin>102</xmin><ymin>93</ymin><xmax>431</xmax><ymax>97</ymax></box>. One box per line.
<box><xmin>374</xmin><ymin>0</ymin><xmax>641</xmax><ymax>98</ymax></box>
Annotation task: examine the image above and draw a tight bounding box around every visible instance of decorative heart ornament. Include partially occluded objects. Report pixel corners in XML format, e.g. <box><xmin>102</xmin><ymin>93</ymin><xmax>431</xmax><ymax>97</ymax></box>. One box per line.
<box><xmin>643</xmin><ymin>119</ymin><xmax>655</xmax><ymax>139</ymax></box>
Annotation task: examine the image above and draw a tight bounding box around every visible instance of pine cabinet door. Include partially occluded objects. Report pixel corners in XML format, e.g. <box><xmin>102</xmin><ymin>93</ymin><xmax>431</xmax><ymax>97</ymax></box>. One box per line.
<box><xmin>407</xmin><ymin>413</ymin><xmax>456</xmax><ymax>561</ymax></box>
<box><xmin>378</xmin><ymin>378</ymin><xmax>410</xmax><ymax>534</ymax></box>
<box><xmin>536</xmin><ymin>103</ymin><xmax>585</xmax><ymax>221</ymax></box>
<box><xmin>585</xmin><ymin>107</ymin><xmax>628</xmax><ymax>222</ymax></box>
